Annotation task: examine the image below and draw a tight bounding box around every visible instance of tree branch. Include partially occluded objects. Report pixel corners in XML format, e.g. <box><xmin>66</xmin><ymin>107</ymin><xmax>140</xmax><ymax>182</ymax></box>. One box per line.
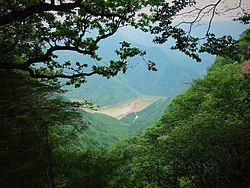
<box><xmin>27</xmin><ymin>67</ymin><xmax>97</xmax><ymax>79</ymax></box>
<box><xmin>0</xmin><ymin>1</ymin><xmax>127</xmax><ymax>26</ymax></box>
<box><xmin>24</xmin><ymin>45</ymin><xmax>93</xmax><ymax>67</ymax></box>
<box><xmin>0</xmin><ymin>2</ymin><xmax>80</xmax><ymax>26</ymax></box>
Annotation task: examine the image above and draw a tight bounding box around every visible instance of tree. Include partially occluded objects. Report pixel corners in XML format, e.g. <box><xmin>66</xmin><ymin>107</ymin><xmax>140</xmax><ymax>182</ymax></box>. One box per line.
<box><xmin>107</xmin><ymin>29</ymin><xmax>250</xmax><ymax>187</ymax></box>
<box><xmin>0</xmin><ymin>70</ymin><xmax>85</xmax><ymax>187</ymax></box>
<box><xmin>0</xmin><ymin>0</ymin><xmax>248</xmax><ymax>86</ymax></box>
<box><xmin>109</xmin><ymin>55</ymin><xmax>250</xmax><ymax>188</ymax></box>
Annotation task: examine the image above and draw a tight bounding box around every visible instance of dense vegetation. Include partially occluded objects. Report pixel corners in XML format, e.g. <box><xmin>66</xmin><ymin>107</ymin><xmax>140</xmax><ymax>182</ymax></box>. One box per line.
<box><xmin>1</xmin><ymin>29</ymin><xmax>249</xmax><ymax>187</ymax></box>
<box><xmin>0</xmin><ymin>70</ymin><xmax>84</xmax><ymax>187</ymax></box>
<box><xmin>1</xmin><ymin>0</ymin><xmax>250</xmax><ymax>187</ymax></box>
<box><xmin>106</xmin><ymin>30</ymin><xmax>250</xmax><ymax>187</ymax></box>
<box><xmin>0</xmin><ymin>70</ymin><xmax>115</xmax><ymax>187</ymax></box>
<box><xmin>108</xmin><ymin>59</ymin><xmax>250</xmax><ymax>187</ymax></box>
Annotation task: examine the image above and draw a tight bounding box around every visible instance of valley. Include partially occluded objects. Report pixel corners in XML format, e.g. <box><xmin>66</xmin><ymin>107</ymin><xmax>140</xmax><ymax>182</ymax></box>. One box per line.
<box><xmin>75</xmin><ymin>96</ymin><xmax>169</xmax><ymax>148</ymax></box>
<box><xmin>81</xmin><ymin>95</ymin><xmax>164</xmax><ymax>120</ymax></box>
<box><xmin>61</xmin><ymin>22</ymin><xmax>249</xmax><ymax>150</ymax></box>
<box><xmin>1</xmin><ymin>0</ymin><xmax>250</xmax><ymax>185</ymax></box>
<box><xmin>2</xmin><ymin>4</ymin><xmax>249</xmax><ymax>185</ymax></box>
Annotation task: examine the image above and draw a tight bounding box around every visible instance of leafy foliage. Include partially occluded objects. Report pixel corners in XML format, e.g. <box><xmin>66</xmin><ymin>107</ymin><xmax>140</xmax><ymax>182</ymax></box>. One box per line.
<box><xmin>107</xmin><ymin>30</ymin><xmax>250</xmax><ymax>187</ymax></box>
<box><xmin>234</xmin><ymin>13</ymin><xmax>250</xmax><ymax>25</ymax></box>
<box><xmin>0</xmin><ymin>70</ymin><xmax>83</xmax><ymax>187</ymax></box>
<box><xmin>1</xmin><ymin>0</ymin><xmax>247</xmax><ymax>86</ymax></box>
<box><xmin>1</xmin><ymin>1</ymin><xmax>249</xmax><ymax>187</ymax></box>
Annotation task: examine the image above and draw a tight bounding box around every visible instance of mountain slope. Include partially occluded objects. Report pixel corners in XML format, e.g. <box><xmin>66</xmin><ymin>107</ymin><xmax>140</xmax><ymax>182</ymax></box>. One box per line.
<box><xmin>63</xmin><ymin>21</ymin><xmax>248</xmax><ymax>106</ymax></box>
<box><xmin>122</xmin><ymin>98</ymin><xmax>169</xmax><ymax>134</ymax></box>
<box><xmin>65</xmin><ymin>75</ymin><xmax>142</xmax><ymax>106</ymax></box>
<box><xmin>64</xmin><ymin>44</ymin><xmax>213</xmax><ymax>105</ymax></box>
<box><xmin>124</xmin><ymin>47</ymin><xmax>213</xmax><ymax>98</ymax></box>
<box><xmin>75</xmin><ymin>110</ymin><xmax>131</xmax><ymax>149</ymax></box>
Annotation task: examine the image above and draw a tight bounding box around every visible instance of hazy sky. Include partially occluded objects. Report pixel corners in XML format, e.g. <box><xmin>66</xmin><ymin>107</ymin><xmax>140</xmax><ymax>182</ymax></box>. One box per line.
<box><xmin>55</xmin><ymin>0</ymin><xmax>249</xmax><ymax>22</ymax></box>
<box><xmin>139</xmin><ymin>0</ymin><xmax>249</xmax><ymax>21</ymax></box>
<box><xmin>175</xmin><ymin>0</ymin><xmax>250</xmax><ymax>21</ymax></box>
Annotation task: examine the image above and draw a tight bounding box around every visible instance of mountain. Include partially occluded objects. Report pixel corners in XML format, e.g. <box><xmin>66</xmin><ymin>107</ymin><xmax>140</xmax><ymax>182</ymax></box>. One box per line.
<box><xmin>60</xmin><ymin>22</ymin><xmax>249</xmax><ymax>149</ymax></box>
<box><xmin>124</xmin><ymin>47</ymin><xmax>213</xmax><ymax>98</ymax></box>
<box><xmin>64</xmin><ymin>21</ymin><xmax>248</xmax><ymax>106</ymax></box>
<box><xmin>59</xmin><ymin>109</ymin><xmax>131</xmax><ymax>150</ymax></box>
<box><xmin>65</xmin><ymin>75</ymin><xmax>142</xmax><ymax>106</ymax></box>
<box><xmin>64</xmin><ymin>43</ymin><xmax>214</xmax><ymax>105</ymax></box>
<box><xmin>122</xmin><ymin>97</ymin><xmax>169</xmax><ymax>134</ymax></box>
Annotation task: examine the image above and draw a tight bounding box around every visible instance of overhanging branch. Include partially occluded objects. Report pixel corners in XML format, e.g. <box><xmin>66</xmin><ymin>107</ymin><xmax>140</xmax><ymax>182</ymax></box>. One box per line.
<box><xmin>0</xmin><ymin>1</ymin><xmax>127</xmax><ymax>27</ymax></box>
<box><xmin>24</xmin><ymin>45</ymin><xmax>94</xmax><ymax>67</ymax></box>
<box><xmin>27</xmin><ymin>67</ymin><xmax>97</xmax><ymax>79</ymax></box>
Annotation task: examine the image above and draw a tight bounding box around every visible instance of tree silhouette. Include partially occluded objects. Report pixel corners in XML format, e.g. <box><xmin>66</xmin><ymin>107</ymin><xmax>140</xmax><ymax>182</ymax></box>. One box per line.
<box><xmin>0</xmin><ymin>0</ymin><xmax>248</xmax><ymax>86</ymax></box>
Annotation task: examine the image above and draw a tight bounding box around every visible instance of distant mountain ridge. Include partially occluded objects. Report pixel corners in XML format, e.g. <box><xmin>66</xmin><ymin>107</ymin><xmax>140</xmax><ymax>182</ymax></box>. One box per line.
<box><xmin>62</xmin><ymin>22</ymin><xmax>249</xmax><ymax>148</ymax></box>
<box><xmin>75</xmin><ymin>97</ymin><xmax>169</xmax><ymax>148</ymax></box>
<box><xmin>64</xmin><ymin>21</ymin><xmax>248</xmax><ymax>106</ymax></box>
<box><xmin>64</xmin><ymin>43</ymin><xmax>214</xmax><ymax>105</ymax></box>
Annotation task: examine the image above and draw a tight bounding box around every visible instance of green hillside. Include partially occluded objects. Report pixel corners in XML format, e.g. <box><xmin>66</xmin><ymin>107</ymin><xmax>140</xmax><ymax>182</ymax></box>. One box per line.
<box><xmin>107</xmin><ymin>28</ymin><xmax>250</xmax><ymax>186</ymax></box>
<box><xmin>66</xmin><ymin>110</ymin><xmax>131</xmax><ymax>149</ymax></box>
<box><xmin>63</xmin><ymin>40</ymin><xmax>214</xmax><ymax>106</ymax></box>
<box><xmin>59</xmin><ymin>98</ymin><xmax>169</xmax><ymax>149</ymax></box>
<box><xmin>125</xmin><ymin>47</ymin><xmax>208</xmax><ymax>98</ymax></box>
<box><xmin>108</xmin><ymin>59</ymin><xmax>250</xmax><ymax>188</ymax></box>
<box><xmin>122</xmin><ymin>97</ymin><xmax>169</xmax><ymax>134</ymax></box>
<box><xmin>80</xmin><ymin>110</ymin><xmax>131</xmax><ymax>147</ymax></box>
<box><xmin>64</xmin><ymin>75</ymin><xmax>142</xmax><ymax>106</ymax></box>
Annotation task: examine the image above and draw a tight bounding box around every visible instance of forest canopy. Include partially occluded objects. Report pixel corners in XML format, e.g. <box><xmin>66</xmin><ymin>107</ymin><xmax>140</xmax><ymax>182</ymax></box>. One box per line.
<box><xmin>0</xmin><ymin>0</ymin><xmax>249</xmax><ymax>86</ymax></box>
<box><xmin>0</xmin><ymin>1</ymin><xmax>250</xmax><ymax>187</ymax></box>
<box><xmin>106</xmin><ymin>29</ymin><xmax>250</xmax><ymax>187</ymax></box>
<box><xmin>1</xmin><ymin>30</ymin><xmax>249</xmax><ymax>186</ymax></box>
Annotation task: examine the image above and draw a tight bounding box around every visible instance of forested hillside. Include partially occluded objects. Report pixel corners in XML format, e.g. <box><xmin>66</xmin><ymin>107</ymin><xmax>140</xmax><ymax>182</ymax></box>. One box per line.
<box><xmin>64</xmin><ymin>38</ymin><xmax>214</xmax><ymax>106</ymax></box>
<box><xmin>2</xmin><ymin>29</ymin><xmax>248</xmax><ymax>187</ymax></box>
<box><xmin>72</xmin><ymin>97</ymin><xmax>169</xmax><ymax>148</ymax></box>
<box><xmin>1</xmin><ymin>0</ymin><xmax>249</xmax><ymax>187</ymax></box>
<box><xmin>74</xmin><ymin>110</ymin><xmax>131</xmax><ymax>148</ymax></box>
<box><xmin>122</xmin><ymin>98</ymin><xmax>169</xmax><ymax>134</ymax></box>
<box><xmin>64</xmin><ymin>21</ymin><xmax>248</xmax><ymax>106</ymax></box>
<box><xmin>107</xmin><ymin>29</ymin><xmax>250</xmax><ymax>187</ymax></box>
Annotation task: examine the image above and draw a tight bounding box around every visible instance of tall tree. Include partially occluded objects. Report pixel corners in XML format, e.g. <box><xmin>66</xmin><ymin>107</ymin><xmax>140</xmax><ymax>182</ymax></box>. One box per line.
<box><xmin>107</xmin><ymin>29</ymin><xmax>250</xmax><ymax>187</ymax></box>
<box><xmin>0</xmin><ymin>70</ymin><xmax>83</xmax><ymax>187</ymax></box>
<box><xmin>0</xmin><ymin>0</ymin><xmax>248</xmax><ymax>86</ymax></box>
